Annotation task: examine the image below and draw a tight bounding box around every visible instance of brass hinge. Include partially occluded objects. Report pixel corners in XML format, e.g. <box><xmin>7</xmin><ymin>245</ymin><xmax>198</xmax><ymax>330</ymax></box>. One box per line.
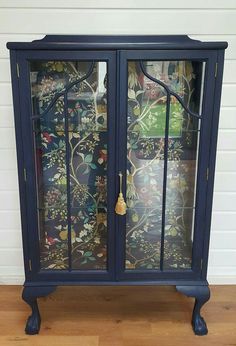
<box><xmin>16</xmin><ymin>63</ymin><xmax>20</xmax><ymax>78</ymax></box>
<box><xmin>206</xmin><ymin>168</ymin><xmax>209</xmax><ymax>181</ymax></box>
<box><xmin>23</xmin><ymin>168</ymin><xmax>27</xmax><ymax>181</ymax></box>
<box><xmin>215</xmin><ymin>62</ymin><xmax>218</xmax><ymax>78</ymax></box>
<box><xmin>29</xmin><ymin>259</ymin><xmax>32</xmax><ymax>271</ymax></box>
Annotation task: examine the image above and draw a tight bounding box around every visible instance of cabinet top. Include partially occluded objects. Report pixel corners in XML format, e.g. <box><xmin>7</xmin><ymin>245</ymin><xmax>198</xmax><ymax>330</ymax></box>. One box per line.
<box><xmin>7</xmin><ymin>35</ymin><xmax>228</xmax><ymax>51</ymax></box>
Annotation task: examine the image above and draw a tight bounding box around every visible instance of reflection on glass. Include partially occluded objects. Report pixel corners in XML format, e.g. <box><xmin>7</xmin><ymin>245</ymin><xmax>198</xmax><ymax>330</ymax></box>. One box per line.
<box><xmin>30</xmin><ymin>60</ymin><xmax>108</xmax><ymax>270</ymax></box>
<box><xmin>126</xmin><ymin>60</ymin><xmax>204</xmax><ymax>271</ymax></box>
<box><xmin>164</xmin><ymin>98</ymin><xmax>201</xmax><ymax>269</ymax></box>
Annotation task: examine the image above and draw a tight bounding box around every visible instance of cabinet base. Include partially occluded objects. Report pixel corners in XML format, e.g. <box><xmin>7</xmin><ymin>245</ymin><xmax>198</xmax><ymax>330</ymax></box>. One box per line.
<box><xmin>22</xmin><ymin>284</ymin><xmax>210</xmax><ymax>335</ymax></box>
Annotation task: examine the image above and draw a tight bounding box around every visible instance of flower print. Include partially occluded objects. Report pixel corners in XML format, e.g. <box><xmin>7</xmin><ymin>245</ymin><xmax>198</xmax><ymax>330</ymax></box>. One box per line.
<box><xmin>34</xmin><ymin>61</ymin><xmax>111</xmax><ymax>270</ymax></box>
<box><xmin>59</xmin><ymin>230</ymin><xmax>76</xmax><ymax>242</ymax></box>
<box><xmin>42</xmin><ymin>131</ymin><xmax>52</xmax><ymax>144</ymax></box>
<box><xmin>125</xmin><ymin>260</ymin><xmax>136</xmax><ymax>269</ymax></box>
<box><xmin>79</xmin><ymin>229</ymin><xmax>88</xmax><ymax>238</ymax></box>
<box><xmin>97</xmin><ymin>149</ymin><xmax>107</xmax><ymax>165</ymax></box>
<box><xmin>72</xmin><ymin>184</ymin><xmax>88</xmax><ymax>206</ymax></box>
<box><xmin>97</xmin><ymin>213</ymin><xmax>107</xmax><ymax>226</ymax></box>
<box><xmin>81</xmin><ymin>117</ymin><xmax>90</xmax><ymax>125</ymax></box>
<box><xmin>46</xmin><ymin>236</ymin><xmax>60</xmax><ymax>246</ymax></box>
<box><xmin>95</xmin><ymin>176</ymin><xmax>106</xmax><ymax>187</ymax></box>
<box><xmin>84</xmin><ymin>223</ymin><xmax>93</xmax><ymax>231</ymax></box>
<box><xmin>93</xmin><ymin>133</ymin><xmax>99</xmax><ymax>141</ymax></box>
<box><xmin>45</xmin><ymin>187</ymin><xmax>61</xmax><ymax>206</ymax></box>
<box><xmin>68</xmin><ymin>102</ymin><xmax>80</xmax><ymax>117</ymax></box>
<box><xmin>94</xmin><ymin>237</ymin><xmax>100</xmax><ymax>244</ymax></box>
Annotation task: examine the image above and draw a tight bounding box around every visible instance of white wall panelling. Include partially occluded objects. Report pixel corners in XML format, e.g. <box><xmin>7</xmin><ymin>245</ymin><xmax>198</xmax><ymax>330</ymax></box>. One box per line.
<box><xmin>1</xmin><ymin>0</ymin><xmax>236</xmax><ymax>9</ymax></box>
<box><xmin>0</xmin><ymin>1</ymin><xmax>235</xmax><ymax>284</ymax></box>
<box><xmin>0</xmin><ymin>10</ymin><xmax>235</xmax><ymax>35</ymax></box>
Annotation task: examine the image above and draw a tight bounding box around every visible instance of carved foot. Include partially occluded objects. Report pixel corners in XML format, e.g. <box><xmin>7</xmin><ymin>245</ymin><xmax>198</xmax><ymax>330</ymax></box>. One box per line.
<box><xmin>22</xmin><ymin>286</ymin><xmax>56</xmax><ymax>335</ymax></box>
<box><xmin>192</xmin><ymin>313</ymin><xmax>208</xmax><ymax>336</ymax></box>
<box><xmin>176</xmin><ymin>285</ymin><xmax>210</xmax><ymax>336</ymax></box>
<box><xmin>25</xmin><ymin>305</ymin><xmax>41</xmax><ymax>335</ymax></box>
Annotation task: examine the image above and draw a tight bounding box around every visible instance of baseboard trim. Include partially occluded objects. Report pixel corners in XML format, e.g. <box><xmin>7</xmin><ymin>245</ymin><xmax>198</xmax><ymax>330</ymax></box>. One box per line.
<box><xmin>0</xmin><ymin>276</ymin><xmax>24</xmax><ymax>285</ymax></box>
<box><xmin>208</xmin><ymin>275</ymin><xmax>236</xmax><ymax>284</ymax></box>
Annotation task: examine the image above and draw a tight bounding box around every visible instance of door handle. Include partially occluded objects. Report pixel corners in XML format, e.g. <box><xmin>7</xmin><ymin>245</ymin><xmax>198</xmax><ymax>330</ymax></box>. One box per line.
<box><xmin>115</xmin><ymin>172</ymin><xmax>127</xmax><ymax>215</ymax></box>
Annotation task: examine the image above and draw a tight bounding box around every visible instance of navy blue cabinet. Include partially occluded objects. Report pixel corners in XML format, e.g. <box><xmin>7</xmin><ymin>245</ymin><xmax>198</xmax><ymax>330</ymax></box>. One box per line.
<box><xmin>7</xmin><ymin>35</ymin><xmax>227</xmax><ymax>335</ymax></box>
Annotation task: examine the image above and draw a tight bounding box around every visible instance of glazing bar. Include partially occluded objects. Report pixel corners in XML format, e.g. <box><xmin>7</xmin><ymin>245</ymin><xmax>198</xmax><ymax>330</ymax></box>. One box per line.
<box><xmin>160</xmin><ymin>92</ymin><xmax>171</xmax><ymax>271</ymax></box>
<box><xmin>64</xmin><ymin>92</ymin><xmax>72</xmax><ymax>271</ymax></box>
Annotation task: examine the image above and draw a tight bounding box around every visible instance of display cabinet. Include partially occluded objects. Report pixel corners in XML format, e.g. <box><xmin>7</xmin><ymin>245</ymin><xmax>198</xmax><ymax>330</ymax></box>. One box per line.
<box><xmin>7</xmin><ymin>35</ymin><xmax>227</xmax><ymax>335</ymax></box>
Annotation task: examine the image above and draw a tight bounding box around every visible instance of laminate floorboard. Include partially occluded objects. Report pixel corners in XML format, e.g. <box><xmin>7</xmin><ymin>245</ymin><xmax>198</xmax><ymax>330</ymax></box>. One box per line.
<box><xmin>0</xmin><ymin>285</ymin><xmax>235</xmax><ymax>346</ymax></box>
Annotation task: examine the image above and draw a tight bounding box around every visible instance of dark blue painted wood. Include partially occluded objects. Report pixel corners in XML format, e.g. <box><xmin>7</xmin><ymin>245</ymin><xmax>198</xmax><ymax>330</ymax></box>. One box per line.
<box><xmin>22</xmin><ymin>286</ymin><xmax>57</xmax><ymax>334</ymax></box>
<box><xmin>7</xmin><ymin>35</ymin><xmax>228</xmax><ymax>51</ymax></box>
<box><xmin>160</xmin><ymin>91</ymin><xmax>170</xmax><ymax>271</ymax></box>
<box><xmin>176</xmin><ymin>285</ymin><xmax>210</xmax><ymax>335</ymax></box>
<box><xmin>64</xmin><ymin>87</ymin><xmax>72</xmax><ymax>271</ymax></box>
<box><xmin>9</xmin><ymin>50</ymin><xmax>32</xmax><ymax>281</ymax></box>
<box><xmin>201</xmin><ymin>50</ymin><xmax>226</xmax><ymax>280</ymax></box>
<box><xmin>24</xmin><ymin>279</ymin><xmax>208</xmax><ymax>287</ymax></box>
<box><xmin>117</xmin><ymin>49</ymin><xmax>218</xmax><ymax>282</ymax></box>
<box><xmin>17</xmin><ymin>54</ymin><xmax>41</xmax><ymax>277</ymax></box>
<box><xmin>16</xmin><ymin>50</ymin><xmax>117</xmax><ymax>282</ymax></box>
<box><xmin>7</xmin><ymin>36</ymin><xmax>227</xmax><ymax>335</ymax></box>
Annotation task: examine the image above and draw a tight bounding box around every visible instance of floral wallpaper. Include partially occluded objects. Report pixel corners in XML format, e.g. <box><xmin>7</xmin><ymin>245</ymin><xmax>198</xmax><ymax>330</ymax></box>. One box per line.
<box><xmin>31</xmin><ymin>61</ymin><xmax>108</xmax><ymax>270</ymax></box>
<box><xmin>125</xmin><ymin>60</ymin><xmax>202</xmax><ymax>270</ymax></box>
<box><xmin>30</xmin><ymin>58</ymin><xmax>202</xmax><ymax>273</ymax></box>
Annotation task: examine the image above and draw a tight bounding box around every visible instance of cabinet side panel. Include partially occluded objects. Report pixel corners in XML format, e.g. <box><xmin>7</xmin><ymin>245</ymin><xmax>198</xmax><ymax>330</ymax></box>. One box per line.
<box><xmin>9</xmin><ymin>50</ymin><xmax>30</xmax><ymax>282</ymax></box>
<box><xmin>201</xmin><ymin>50</ymin><xmax>225</xmax><ymax>280</ymax></box>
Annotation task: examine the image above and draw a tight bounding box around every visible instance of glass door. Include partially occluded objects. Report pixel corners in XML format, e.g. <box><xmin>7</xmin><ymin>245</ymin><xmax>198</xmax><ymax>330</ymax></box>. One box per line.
<box><xmin>18</xmin><ymin>51</ymin><xmax>116</xmax><ymax>280</ymax></box>
<box><xmin>117</xmin><ymin>50</ymin><xmax>217</xmax><ymax>280</ymax></box>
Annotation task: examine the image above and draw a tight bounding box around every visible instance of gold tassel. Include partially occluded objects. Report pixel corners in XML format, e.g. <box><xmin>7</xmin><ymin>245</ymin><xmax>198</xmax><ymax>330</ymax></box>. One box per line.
<box><xmin>115</xmin><ymin>192</ymin><xmax>127</xmax><ymax>215</ymax></box>
<box><xmin>115</xmin><ymin>172</ymin><xmax>127</xmax><ymax>215</ymax></box>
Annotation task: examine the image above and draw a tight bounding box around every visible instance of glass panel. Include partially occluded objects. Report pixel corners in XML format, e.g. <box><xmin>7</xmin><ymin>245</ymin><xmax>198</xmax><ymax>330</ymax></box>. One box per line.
<box><xmin>70</xmin><ymin>129</ymin><xmax>108</xmax><ymax>269</ymax></box>
<box><xmin>125</xmin><ymin>60</ymin><xmax>204</xmax><ymax>271</ymax></box>
<box><xmin>164</xmin><ymin>98</ymin><xmax>201</xmax><ymax>269</ymax></box>
<box><xmin>126</xmin><ymin>207</ymin><xmax>162</xmax><ymax>270</ymax></box>
<box><xmin>126</xmin><ymin>61</ymin><xmax>165</xmax><ymax>270</ymax></box>
<box><xmin>164</xmin><ymin>208</ymin><xmax>193</xmax><ymax>269</ymax></box>
<box><xmin>30</xmin><ymin>60</ymin><xmax>108</xmax><ymax>270</ymax></box>
<box><xmin>33</xmin><ymin>96</ymin><xmax>68</xmax><ymax>270</ymax></box>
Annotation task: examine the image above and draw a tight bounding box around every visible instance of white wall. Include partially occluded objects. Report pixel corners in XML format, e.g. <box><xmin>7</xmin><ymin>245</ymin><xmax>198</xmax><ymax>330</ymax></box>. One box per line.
<box><xmin>0</xmin><ymin>0</ymin><xmax>236</xmax><ymax>284</ymax></box>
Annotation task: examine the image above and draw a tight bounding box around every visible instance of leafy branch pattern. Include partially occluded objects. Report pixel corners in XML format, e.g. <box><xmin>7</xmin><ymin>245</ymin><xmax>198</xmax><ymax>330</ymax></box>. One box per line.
<box><xmin>31</xmin><ymin>61</ymin><xmax>108</xmax><ymax>270</ymax></box>
<box><xmin>30</xmin><ymin>59</ymin><xmax>202</xmax><ymax>272</ymax></box>
<box><xmin>125</xmin><ymin>60</ymin><xmax>201</xmax><ymax>270</ymax></box>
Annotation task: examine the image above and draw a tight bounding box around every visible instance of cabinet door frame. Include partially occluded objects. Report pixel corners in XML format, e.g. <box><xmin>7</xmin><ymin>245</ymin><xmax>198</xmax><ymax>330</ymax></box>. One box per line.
<box><xmin>116</xmin><ymin>49</ymin><xmax>218</xmax><ymax>281</ymax></box>
<box><xmin>16</xmin><ymin>50</ymin><xmax>117</xmax><ymax>282</ymax></box>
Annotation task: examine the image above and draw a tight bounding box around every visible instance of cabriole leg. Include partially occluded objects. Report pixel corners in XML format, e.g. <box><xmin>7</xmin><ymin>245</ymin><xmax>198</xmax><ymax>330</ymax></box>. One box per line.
<box><xmin>22</xmin><ymin>286</ymin><xmax>56</xmax><ymax>335</ymax></box>
<box><xmin>176</xmin><ymin>285</ymin><xmax>210</xmax><ymax>336</ymax></box>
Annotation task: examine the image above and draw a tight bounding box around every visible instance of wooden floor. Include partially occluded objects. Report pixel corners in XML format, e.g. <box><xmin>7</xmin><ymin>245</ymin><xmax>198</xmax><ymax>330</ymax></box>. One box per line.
<box><xmin>0</xmin><ymin>285</ymin><xmax>235</xmax><ymax>346</ymax></box>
